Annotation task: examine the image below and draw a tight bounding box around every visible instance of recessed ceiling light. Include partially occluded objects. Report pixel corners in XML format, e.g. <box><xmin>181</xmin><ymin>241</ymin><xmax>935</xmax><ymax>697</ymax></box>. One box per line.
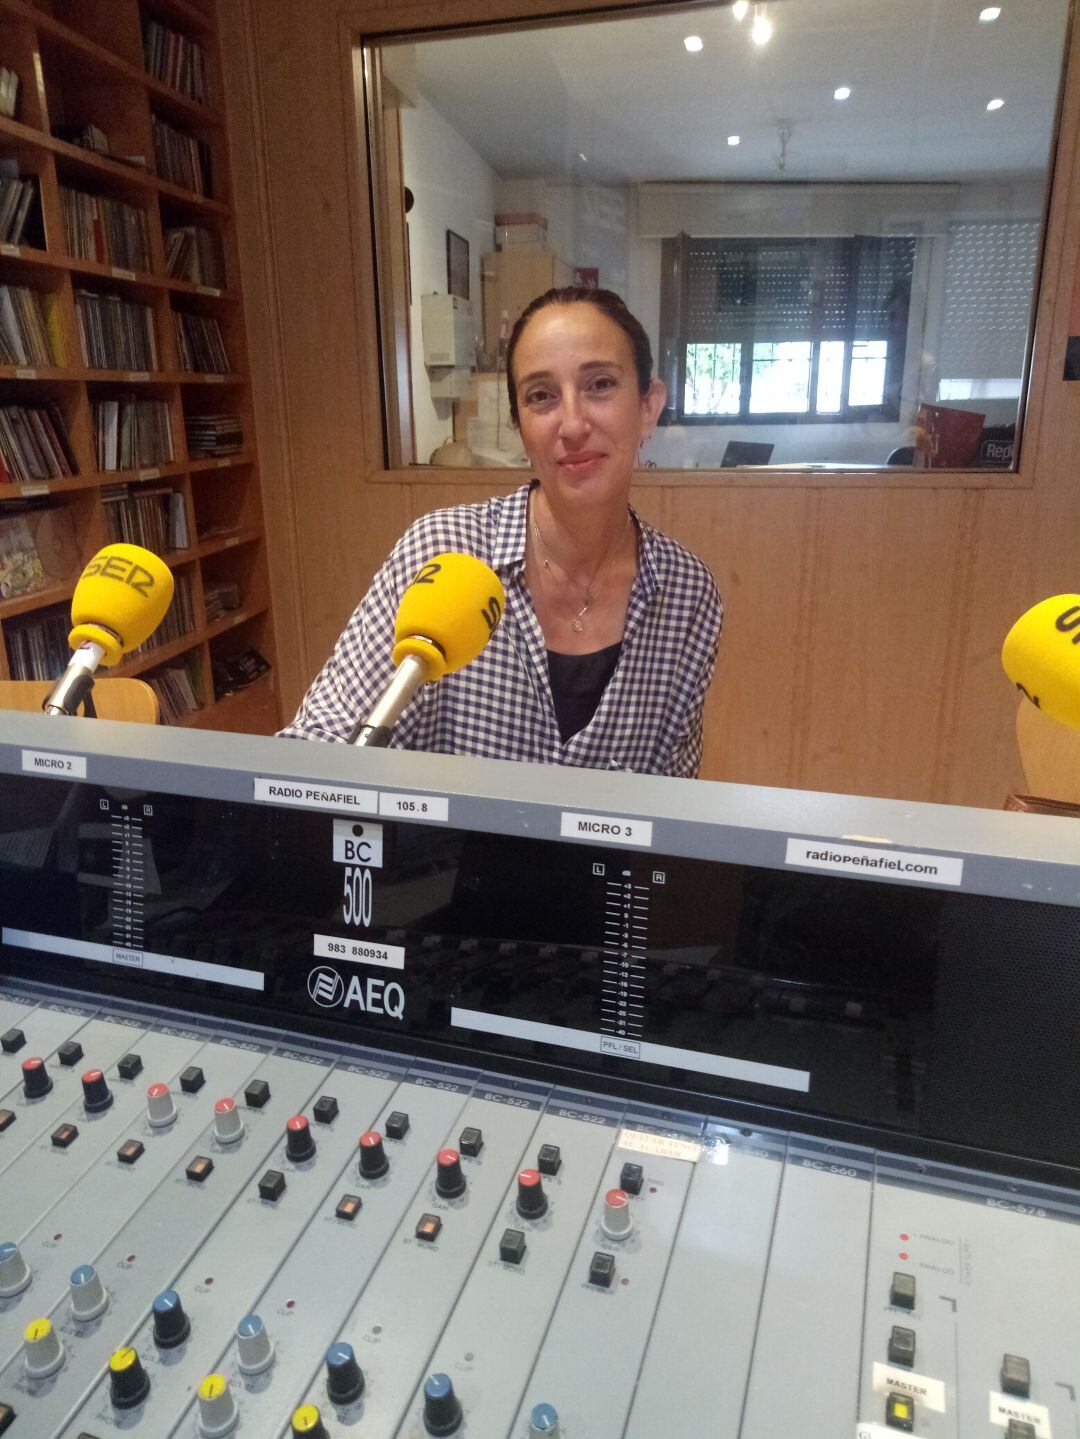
<box><xmin>986</xmin><ymin>97</ymin><xmax>1005</xmax><ymax>110</ymax></box>
<box><xmin>727</xmin><ymin>134</ymin><xmax>741</xmax><ymax>146</ymax></box>
<box><xmin>751</xmin><ymin>5</ymin><xmax>773</xmax><ymax>45</ymax></box>
<box><xmin>732</xmin><ymin>0</ymin><xmax>750</xmax><ymax>19</ymax></box>
<box><xmin>578</xmin><ymin>152</ymin><xmax>588</xmax><ymax>161</ymax></box>
<box><xmin>979</xmin><ymin>6</ymin><xmax>1002</xmax><ymax>20</ymax></box>
<box><xmin>684</xmin><ymin>34</ymin><xmax>704</xmax><ymax>52</ymax></box>
<box><xmin>833</xmin><ymin>86</ymin><xmax>851</xmax><ymax>101</ymax></box>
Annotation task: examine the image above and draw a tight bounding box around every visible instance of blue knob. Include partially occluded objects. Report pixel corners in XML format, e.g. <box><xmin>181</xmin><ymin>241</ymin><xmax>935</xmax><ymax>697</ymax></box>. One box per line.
<box><xmin>152</xmin><ymin>1288</ymin><xmax>190</xmax><ymax>1348</ymax></box>
<box><xmin>423</xmin><ymin>1372</ymin><xmax>462</xmax><ymax>1435</ymax></box>
<box><xmin>530</xmin><ymin>1402</ymin><xmax>560</xmax><ymax>1436</ymax></box>
<box><xmin>326</xmin><ymin>1339</ymin><xmax>364</xmax><ymax>1405</ymax></box>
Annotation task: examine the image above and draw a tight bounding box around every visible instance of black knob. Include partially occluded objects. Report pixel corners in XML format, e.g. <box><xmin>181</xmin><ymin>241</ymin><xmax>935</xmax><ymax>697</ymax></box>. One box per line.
<box><xmin>423</xmin><ymin>1372</ymin><xmax>462</xmax><ymax>1435</ymax></box>
<box><xmin>152</xmin><ymin>1288</ymin><xmax>190</xmax><ymax>1348</ymax></box>
<box><xmin>358</xmin><ymin>1130</ymin><xmax>388</xmax><ymax>1179</ymax></box>
<box><xmin>436</xmin><ymin>1148</ymin><xmax>466</xmax><ymax>1199</ymax></box>
<box><xmin>81</xmin><ymin>1068</ymin><xmax>113</xmax><ymax>1114</ymax></box>
<box><xmin>325</xmin><ymin>1340</ymin><xmax>365</xmax><ymax>1405</ymax></box>
<box><xmin>109</xmin><ymin>1346</ymin><xmax>150</xmax><ymax>1409</ymax></box>
<box><xmin>516</xmin><ymin>1168</ymin><xmax>548</xmax><ymax>1219</ymax></box>
<box><xmin>21</xmin><ymin>1057</ymin><xmax>52</xmax><ymax>1099</ymax></box>
<box><xmin>286</xmin><ymin>1114</ymin><xmax>316</xmax><ymax>1163</ymax></box>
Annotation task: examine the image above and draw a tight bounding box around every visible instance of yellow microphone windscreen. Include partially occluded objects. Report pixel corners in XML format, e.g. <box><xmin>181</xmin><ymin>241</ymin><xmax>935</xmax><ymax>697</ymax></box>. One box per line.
<box><xmin>68</xmin><ymin>544</ymin><xmax>175</xmax><ymax>667</ymax></box>
<box><xmin>392</xmin><ymin>553</ymin><xmax>505</xmax><ymax>679</ymax></box>
<box><xmin>1002</xmin><ymin>594</ymin><xmax>1080</xmax><ymax>730</ymax></box>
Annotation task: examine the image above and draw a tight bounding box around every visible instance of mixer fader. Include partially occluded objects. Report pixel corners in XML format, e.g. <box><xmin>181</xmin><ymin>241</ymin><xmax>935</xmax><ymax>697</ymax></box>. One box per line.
<box><xmin>0</xmin><ymin>715</ymin><xmax>1079</xmax><ymax>1436</ymax></box>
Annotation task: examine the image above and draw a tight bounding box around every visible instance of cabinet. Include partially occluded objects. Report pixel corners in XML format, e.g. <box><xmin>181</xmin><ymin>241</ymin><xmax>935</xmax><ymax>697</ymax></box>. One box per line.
<box><xmin>480</xmin><ymin>246</ymin><xmax>574</xmax><ymax>359</ymax></box>
<box><xmin>0</xmin><ymin>0</ymin><xmax>278</xmax><ymax>731</ymax></box>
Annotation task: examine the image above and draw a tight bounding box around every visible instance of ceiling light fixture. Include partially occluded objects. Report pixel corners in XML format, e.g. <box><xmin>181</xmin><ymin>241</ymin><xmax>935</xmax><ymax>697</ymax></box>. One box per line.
<box><xmin>732</xmin><ymin>1</ymin><xmax>750</xmax><ymax>20</ymax></box>
<box><xmin>578</xmin><ymin>151</ymin><xmax>588</xmax><ymax>161</ymax></box>
<box><xmin>751</xmin><ymin>4</ymin><xmax>773</xmax><ymax>45</ymax></box>
<box><xmin>727</xmin><ymin>134</ymin><xmax>741</xmax><ymax>146</ymax></box>
<box><xmin>684</xmin><ymin>34</ymin><xmax>704</xmax><ymax>52</ymax></box>
<box><xmin>986</xmin><ymin>97</ymin><xmax>1005</xmax><ymax>110</ymax></box>
<box><xmin>833</xmin><ymin>85</ymin><xmax>851</xmax><ymax>101</ymax></box>
<box><xmin>979</xmin><ymin>6</ymin><xmax>1002</xmax><ymax>20</ymax></box>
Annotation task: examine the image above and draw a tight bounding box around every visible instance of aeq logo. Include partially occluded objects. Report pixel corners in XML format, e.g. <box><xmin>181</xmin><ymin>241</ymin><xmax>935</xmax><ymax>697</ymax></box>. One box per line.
<box><xmin>308</xmin><ymin>966</ymin><xmax>344</xmax><ymax>1007</ymax></box>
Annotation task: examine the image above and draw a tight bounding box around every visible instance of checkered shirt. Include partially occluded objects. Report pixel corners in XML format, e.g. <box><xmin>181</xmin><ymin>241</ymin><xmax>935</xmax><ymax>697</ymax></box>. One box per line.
<box><xmin>279</xmin><ymin>483</ymin><xmax>722</xmax><ymax>777</ymax></box>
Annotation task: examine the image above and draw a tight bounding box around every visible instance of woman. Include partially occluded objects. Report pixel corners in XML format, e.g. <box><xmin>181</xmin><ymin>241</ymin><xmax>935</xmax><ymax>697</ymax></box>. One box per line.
<box><xmin>281</xmin><ymin>287</ymin><xmax>722</xmax><ymax>776</ymax></box>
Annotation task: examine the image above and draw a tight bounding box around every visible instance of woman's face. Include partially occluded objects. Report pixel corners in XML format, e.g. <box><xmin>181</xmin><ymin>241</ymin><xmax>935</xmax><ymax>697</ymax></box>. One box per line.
<box><xmin>512</xmin><ymin>302</ymin><xmax>665</xmax><ymax>512</ymax></box>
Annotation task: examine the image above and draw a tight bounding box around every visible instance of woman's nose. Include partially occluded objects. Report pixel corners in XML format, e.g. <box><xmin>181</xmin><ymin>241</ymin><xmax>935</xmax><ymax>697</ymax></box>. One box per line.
<box><xmin>558</xmin><ymin>392</ymin><xmax>590</xmax><ymax>439</ymax></box>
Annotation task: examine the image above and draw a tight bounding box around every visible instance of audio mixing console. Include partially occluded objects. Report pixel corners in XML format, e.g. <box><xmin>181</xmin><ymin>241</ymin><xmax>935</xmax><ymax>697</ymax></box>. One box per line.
<box><xmin>0</xmin><ymin>713</ymin><xmax>1078</xmax><ymax>1438</ymax></box>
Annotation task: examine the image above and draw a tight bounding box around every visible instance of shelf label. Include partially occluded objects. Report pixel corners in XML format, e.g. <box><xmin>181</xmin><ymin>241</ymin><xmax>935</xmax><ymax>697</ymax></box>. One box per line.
<box><xmin>15</xmin><ymin>367</ymin><xmax>36</xmax><ymax>380</ymax></box>
<box><xmin>137</xmin><ymin>467</ymin><xmax>161</xmax><ymax>481</ymax></box>
<box><xmin>313</xmin><ymin>934</ymin><xmax>405</xmax><ymax>971</ymax></box>
<box><xmin>560</xmin><ymin>811</ymin><xmax>653</xmax><ymax>848</ymax></box>
<box><xmin>21</xmin><ymin>750</ymin><xmax>87</xmax><ymax>779</ymax></box>
<box><xmin>206</xmin><ymin>374</ymin><xmax>226</xmax><ymax>383</ymax></box>
<box><xmin>216</xmin><ymin>458</ymin><xmax>231</xmax><ymax>468</ymax></box>
<box><xmin>1</xmin><ymin>244</ymin><xmax>20</xmax><ymax>258</ymax></box>
<box><xmin>111</xmin><ymin>267</ymin><xmax>136</xmax><ymax>281</ymax></box>
<box><xmin>254</xmin><ymin>777</ymin><xmax>378</xmax><ymax>816</ymax></box>
<box><xmin>872</xmin><ymin>1363</ymin><xmax>946</xmax><ymax>1414</ymax></box>
<box><xmin>125</xmin><ymin>371</ymin><xmax>150</xmax><ymax>382</ymax></box>
<box><xmin>378</xmin><ymin>791</ymin><xmax>449</xmax><ymax>823</ymax></box>
<box><xmin>33</xmin><ymin>51</ymin><xmax>45</xmax><ymax>99</ymax></box>
<box><xmin>18</xmin><ymin>482</ymin><xmax>49</xmax><ymax>497</ymax></box>
<box><xmin>196</xmin><ymin>285</ymin><xmax>222</xmax><ymax>297</ymax></box>
<box><xmin>989</xmin><ymin>1393</ymin><xmax>1050</xmax><ymax>1437</ymax></box>
<box><xmin>225</xmin><ymin>536</ymin><xmax>240</xmax><ymax>548</ymax></box>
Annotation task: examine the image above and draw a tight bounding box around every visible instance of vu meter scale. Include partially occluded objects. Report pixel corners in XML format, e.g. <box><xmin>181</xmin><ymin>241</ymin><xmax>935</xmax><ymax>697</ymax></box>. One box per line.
<box><xmin>600</xmin><ymin>867</ymin><xmax>652</xmax><ymax>1058</ymax></box>
<box><xmin>109</xmin><ymin>801</ymin><xmax>146</xmax><ymax>956</ymax></box>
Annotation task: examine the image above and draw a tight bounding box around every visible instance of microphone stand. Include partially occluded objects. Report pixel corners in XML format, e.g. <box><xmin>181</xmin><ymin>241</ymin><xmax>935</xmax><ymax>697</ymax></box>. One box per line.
<box><xmin>349</xmin><ymin>653</ymin><xmax>431</xmax><ymax>747</ymax></box>
<box><xmin>42</xmin><ymin>641</ymin><xmax>106</xmax><ymax>717</ymax></box>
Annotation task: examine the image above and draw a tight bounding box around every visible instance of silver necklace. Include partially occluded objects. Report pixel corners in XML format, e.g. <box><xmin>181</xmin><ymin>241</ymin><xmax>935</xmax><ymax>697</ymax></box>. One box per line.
<box><xmin>531</xmin><ymin>508</ymin><xmax>630</xmax><ymax>633</ymax></box>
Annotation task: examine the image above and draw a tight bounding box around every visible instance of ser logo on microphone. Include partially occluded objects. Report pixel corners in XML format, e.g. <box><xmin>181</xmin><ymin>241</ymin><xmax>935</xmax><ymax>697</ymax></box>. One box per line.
<box><xmin>481</xmin><ymin>595</ymin><xmax>502</xmax><ymax>632</ymax></box>
<box><xmin>1055</xmin><ymin>605</ymin><xmax>1080</xmax><ymax>644</ymax></box>
<box><xmin>80</xmin><ymin>552</ymin><xmax>158</xmax><ymax>597</ymax></box>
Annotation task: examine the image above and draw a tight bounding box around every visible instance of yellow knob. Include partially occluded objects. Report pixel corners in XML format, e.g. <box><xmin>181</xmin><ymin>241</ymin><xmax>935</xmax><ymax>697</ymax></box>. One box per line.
<box><xmin>292</xmin><ymin>1404</ymin><xmax>324</xmax><ymax>1433</ymax></box>
<box><xmin>110</xmin><ymin>1345</ymin><xmax>138</xmax><ymax>1372</ymax></box>
<box><xmin>24</xmin><ymin>1318</ymin><xmax>52</xmax><ymax>1343</ymax></box>
<box><xmin>199</xmin><ymin>1372</ymin><xmax>227</xmax><ymax>1400</ymax></box>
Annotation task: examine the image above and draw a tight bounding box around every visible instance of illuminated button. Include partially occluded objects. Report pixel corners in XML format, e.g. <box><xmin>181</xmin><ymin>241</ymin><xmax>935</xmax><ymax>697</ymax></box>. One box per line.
<box><xmin>109</xmin><ymin>1346</ymin><xmax>150</xmax><ymax>1409</ymax></box>
<box><xmin>69</xmin><ymin>1264</ymin><xmax>108</xmax><ymax>1321</ymax></box>
<box><xmin>0</xmin><ymin>1242</ymin><xmax>31</xmax><ymax>1297</ymax></box>
<box><xmin>601</xmin><ymin>1188</ymin><xmax>633</xmax><ymax>1240</ymax></box>
<box><xmin>1001</xmin><ymin>1354</ymin><xmax>1031</xmax><ymax>1399</ymax></box>
<box><xmin>1</xmin><ymin>1028</ymin><xmax>25</xmax><ymax>1054</ymax></box>
<box><xmin>81</xmin><ymin>1068</ymin><xmax>112</xmax><ymax>1113</ymax></box>
<box><xmin>213</xmin><ymin>1097</ymin><xmax>244</xmax><ymax>1144</ymax></box>
<box><xmin>436</xmin><ymin>1148</ymin><xmax>466</xmax><ymax>1199</ymax></box>
<box><xmin>153</xmin><ymin>1289</ymin><xmax>191</xmax><ymax>1348</ymax></box>
<box><xmin>313</xmin><ymin>1095</ymin><xmax>338</xmax><ymax>1124</ymax></box>
<box><xmin>236</xmin><ymin>1313</ymin><xmax>275</xmax><ymax>1375</ymax></box>
<box><xmin>117</xmin><ymin>1139</ymin><xmax>144</xmax><ymax>1165</ymax></box>
<box><xmin>499</xmin><ymin>1228</ymin><xmax>526</xmax><ymax>1264</ymax></box>
<box><xmin>888</xmin><ymin>1326</ymin><xmax>916</xmax><ymax>1367</ymax></box>
<box><xmin>258</xmin><ymin>1169</ymin><xmax>286</xmax><ymax>1202</ymax></box>
<box><xmin>1006</xmin><ymin>1422</ymin><xmax>1037</xmax><ymax>1439</ymax></box>
<box><xmin>325</xmin><ymin>1340</ymin><xmax>365</xmax><ymax>1405</ymax></box>
<box><xmin>186</xmin><ymin>1155</ymin><xmax>214</xmax><ymax>1183</ymax></box>
<box><xmin>0</xmin><ymin>1402</ymin><xmax>14</xmax><ymax>1433</ymax></box>
<box><xmin>459</xmin><ymin>1126</ymin><xmax>483</xmax><ymax>1157</ymax></box>
<box><xmin>537</xmin><ymin>1143</ymin><xmax>561</xmax><ymax>1176</ymax></box>
<box><xmin>884</xmin><ymin>1391</ymin><xmax>914</xmax><ymax>1432</ymax></box>
<box><xmin>197</xmin><ymin>1372</ymin><xmax>238</xmax><ymax>1438</ymax></box>
<box><xmin>336</xmin><ymin>1193</ymin><xmax>363</xmax><ymax>1222</ymax></box>
<box><xmin>416</xmin><ymin>1213</ymin><xmax>442</xmax><ymax>1242</ymax></box>
<box><xmin>385</xmin><ymin>1110</ymin><xmax>410</xmax><ymax>1139</ymax></box>
<box><xmin>0</xmin><ymin>1110</ymin><xmax>14</xmax><ymax>1132</ymax></box>
<box><xmin>180</xmin><ymin>1066</ymin><xmax>205</xmax><ymax>1094</ymax></box>
<box><xmin>286</xmin><ymin>1114</ymin><xmax>315</xmax><ymax>1162</ymax></box>
<box><xmin>57</xmin><ymin>1039</ymin><xmax>83</xmax><ymax>1067</ymax></box>
<box><xmin>22</xmin><ymin>1057</ymin><xmax>52</xmax><ymax>1099</ymax></box>
<box><xmin>51</xmin><ymin>1122</ymin><xmax>78</xmax><ymax>1148</ymax></box>
<box><xmin>291</xmin><ymin>1404</ymin><xmax>329</xmax><ymax>1436</ymax></box>
<box><xmin>244</xmin><ymin>1078</ymin><xmax>270</xmax><ymax>1108</ymax></box>
<box><xmin>890</xmin><ymin>1272</ymin><xmax>916</xmax><ymax>1310</ymax></box>
<box><xmin>529</xmin><ymin>1403</ymin><xmax>561</xmax><ymax>1437</ymax></box>
<box><xmin>516</xmin><ymin>1169</ymin><xmax>548</xmax><ymax>1220</ymax></box>
<box><xmin>23</xmin><ymin>1317</ymin><xmax>64</xmax><ymax>1379</ymax></box>
<box><xmin>358</xmin><ymin>1130</ymin><xmax>388</xmax><ymax>1179</ymax></box>
<box><xmin>588</xmin><ymin>1251</ymin><xmax>615</xmax><ymax>1288</ymax></box>
<box><xmin>423</xmin><ymin>1372</ymin><xmax>462</xmax><ymax>1436</ymax></box>
<box><xmin>618</xmin><ymin>1161</ymin><xmax>644</xmax><ymax>1195</ymax></box>
<box><xmin>117</xmin><ymin>1052</ymin><xmax>143</xmax><ymax>1079</ymax></box>
<box><xmin>147</xmin><ymin>1082</ymin><xmax>177</xmax><ymax>1127</ymax></box>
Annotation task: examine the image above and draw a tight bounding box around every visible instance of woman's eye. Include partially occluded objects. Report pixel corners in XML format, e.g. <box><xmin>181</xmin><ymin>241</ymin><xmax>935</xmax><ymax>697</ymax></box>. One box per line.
<box><xmin>525</xmin><ymin>389</ymin><xmax>554</xmax><ymax>407</ymax></box>
<box><xmin>589</xmin><ymin>375</ymin><xmax>617</xmax><ymax>393</ymax></box>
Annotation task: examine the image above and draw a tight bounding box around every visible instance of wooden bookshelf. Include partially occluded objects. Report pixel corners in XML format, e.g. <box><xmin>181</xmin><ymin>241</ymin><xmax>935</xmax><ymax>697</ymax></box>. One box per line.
<box><xmin>0</xmin><ymin>0</ymin><xmax>278</xmax><ymax>732</ymax></box>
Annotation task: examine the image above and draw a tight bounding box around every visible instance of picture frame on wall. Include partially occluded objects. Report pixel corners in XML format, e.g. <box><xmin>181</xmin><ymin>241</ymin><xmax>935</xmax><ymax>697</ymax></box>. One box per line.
<box><xmin>446</xmin><ymin>229</ymin><xmax>469</xmax><ymax>300</ymax></box>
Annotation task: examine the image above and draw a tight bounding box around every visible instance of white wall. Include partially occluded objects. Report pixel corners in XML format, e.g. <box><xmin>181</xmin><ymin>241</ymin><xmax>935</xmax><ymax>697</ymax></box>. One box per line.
<box><xmin>400</xmin><ymin>95</ymin><xmax>497</xmax><ymax>464</ymax></box>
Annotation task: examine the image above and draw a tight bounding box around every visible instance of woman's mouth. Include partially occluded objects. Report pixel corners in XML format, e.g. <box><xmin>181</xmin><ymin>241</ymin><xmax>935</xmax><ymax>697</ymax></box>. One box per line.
<box><xmin>558</xmin><ymin>452</ymin><xmax>605</xmax><ymax>475</ymax></box>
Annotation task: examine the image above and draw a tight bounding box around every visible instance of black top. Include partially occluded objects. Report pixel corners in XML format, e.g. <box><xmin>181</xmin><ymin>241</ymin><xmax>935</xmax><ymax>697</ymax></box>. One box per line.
<box><xmin>547</xmin><ymin>642</ymin><xmax>622</xmax><ymax>744</ymax></box>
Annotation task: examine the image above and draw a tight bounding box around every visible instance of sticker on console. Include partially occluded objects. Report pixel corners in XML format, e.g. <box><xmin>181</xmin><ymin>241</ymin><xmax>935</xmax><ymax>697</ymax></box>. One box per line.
<box><xmin>313</xmin><ymin>934</ymin><xmax>403</xmax><ymax>970</ymax></box>
<box><xmin>872</xmin><ymin>1363</ymin><xmax>946</xmax><ymax>1413</ymax></box>
<box><xmin>989</xmin><ymin>1393</ymin><xmax>1050</xmax><ymax>1437</ymax></box>
<box><xmin>786</xmin><ymin>838</ymin><xmax>963</xmax><ymax>887</ymax></box>
<box><xmin>618</xmin><ymin>1128</ymin><xmax>701</xmax><ymax>1164</ymax></box>
<box><xmin>332</xmin><ymin>818</ymin><xmax>383</xmax><ymax>867</ymax></box>
<box><xmin>560</xmin><ymin>812</ymin><xmax>653</xmax><ymax>848</ymax></box>
<box><xmin>22</xmin><ymin>750</ymin><xmax>87</xmax><ymax>779</ymax></box>
<box><xmin>254</xmin><ymin>777</ymin><xmax>377</xmax><ymax>815</ymax></box>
